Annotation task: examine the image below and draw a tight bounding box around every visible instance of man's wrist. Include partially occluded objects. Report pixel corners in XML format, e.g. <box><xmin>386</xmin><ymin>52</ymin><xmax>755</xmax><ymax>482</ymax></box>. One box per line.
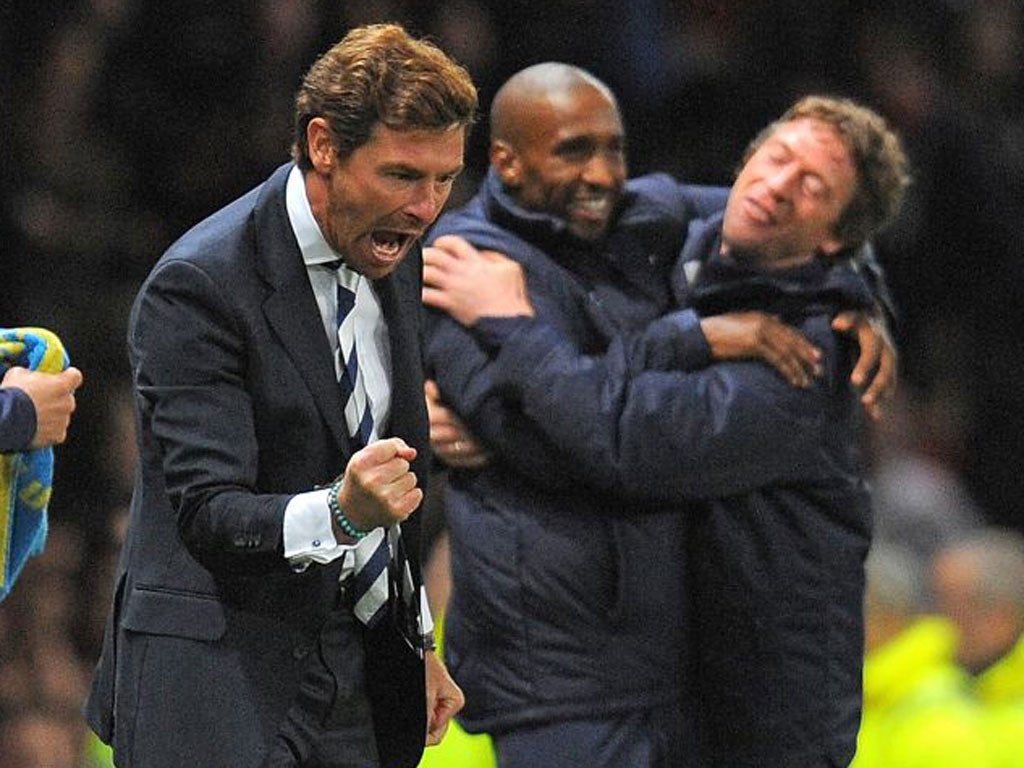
<box><xmin>327</xmin><ymin>477</ymin><xmax>370</xmax><ymax>540</ymax></box>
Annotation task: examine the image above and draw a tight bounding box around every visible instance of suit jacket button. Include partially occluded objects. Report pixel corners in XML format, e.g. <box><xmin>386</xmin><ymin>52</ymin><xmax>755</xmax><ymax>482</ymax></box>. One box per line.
<box><xmin>293</xmin><ymin>644</ymin><xmax>311</xmax><ymax>660</ymax></box>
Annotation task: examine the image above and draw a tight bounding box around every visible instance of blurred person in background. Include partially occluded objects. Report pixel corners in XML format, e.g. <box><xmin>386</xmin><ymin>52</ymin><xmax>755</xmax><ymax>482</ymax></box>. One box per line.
<box><xmin>851</xmin><ymin>543</ymin><xmax>993</xmax><ymax>767</ymax></box>
<box><xmin>866</xmin><ymin>390</ymin><xmax>984</xmax><ymax>564</ymax></box>
<box><xmin>0</xmin><ymin>705</ymin><xmax>87</xmax><ymax>768</ymax></box>
<box><xmin>933</xmin><ymin>527</ymin><xmax>1024</xmax><ymax>768</ymax></box>
<box><xmin>854</xmin><ymin>6</ymin><xmax>1024</xmax><ymax>531</ymax></box>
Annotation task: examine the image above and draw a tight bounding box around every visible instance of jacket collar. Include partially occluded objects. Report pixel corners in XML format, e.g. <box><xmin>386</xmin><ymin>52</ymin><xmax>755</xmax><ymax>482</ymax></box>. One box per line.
<box><xmin>480</xmin><ymin>167</ymin><xmax>633</xmax><ymax>265</ymax></box>
<box><xmin>973</xmin><ymin>630</ymin><xmax>1024</xmax><ymax>705</ymax></box>
<box><xmin>676</xmin><ymin>212</ymin><xmax>875</xmax><ymax>318</ymax></box>
<box><xmin>482</xmin><ymin>167</ymin><xmax>572</xmax><ymax>247</ymax></box>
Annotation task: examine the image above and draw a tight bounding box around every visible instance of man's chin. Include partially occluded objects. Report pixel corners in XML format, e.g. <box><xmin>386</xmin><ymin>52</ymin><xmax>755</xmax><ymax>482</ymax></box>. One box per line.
<box><xmin>363</xmin><ymin>258</ymin><xmax>407</xmax><ymax>280</ymax></box>
<box><xmin>568</xmin><ymin>219</ymin><xmax>611</xmax><ymax>243</ymax></box>
<box><xmin>348</xmin><ymin>246</ymin><xmax>414</xmax><ymax>279</ymax></box>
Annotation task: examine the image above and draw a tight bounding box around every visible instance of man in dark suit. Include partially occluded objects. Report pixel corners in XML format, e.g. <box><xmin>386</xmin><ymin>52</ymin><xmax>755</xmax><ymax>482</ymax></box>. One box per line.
<box><xmin>85</xmin><ymin>24</ymin><xmax>477</xmax><ymax>768</ymax></box>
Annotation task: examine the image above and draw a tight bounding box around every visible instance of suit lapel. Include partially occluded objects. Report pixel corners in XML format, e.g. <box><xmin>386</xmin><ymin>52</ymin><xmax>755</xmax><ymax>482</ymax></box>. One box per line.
<box><xmin>373</xmin><ymin>257</ymin><xmax>420</xmax><ymax>446</ymax></box>
<box><xmin>253</xmin><ymin>165</ymin><xmax>353</xmax><ymax>453</ymax></box>
<box><xmin>373</xmin><ymin>250</ymin><xmax>429</xmax><ymax>577</ymax></box>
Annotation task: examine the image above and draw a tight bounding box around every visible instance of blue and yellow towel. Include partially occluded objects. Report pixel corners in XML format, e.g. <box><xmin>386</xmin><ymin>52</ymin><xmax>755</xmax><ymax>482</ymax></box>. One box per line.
<box><xmin>0</xmin><ymin>327</ymin><xmax>69</xmax><ymax>601</ymax></box>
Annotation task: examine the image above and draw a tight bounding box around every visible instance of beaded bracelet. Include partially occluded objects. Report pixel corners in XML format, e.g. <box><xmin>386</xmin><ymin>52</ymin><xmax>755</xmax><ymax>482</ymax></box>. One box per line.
<box><xmin>328</xmin><ymin>477</ymin><xmax>369</xmax><ymax>540</ymax></box>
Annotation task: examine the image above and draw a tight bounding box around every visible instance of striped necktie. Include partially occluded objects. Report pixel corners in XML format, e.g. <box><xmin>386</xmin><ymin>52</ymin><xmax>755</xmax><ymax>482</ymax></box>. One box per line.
<box><xmin>335</xmin><ymin>275</ymin><xmax>390</xmax><ymax>626</ymax></box>
<box><xmin>335</xmin><ymin>280</ymin><xmax>374</xmax><ymax>448</ymax></box>
<box><xmin>334</xmin><ymin>272</ymin><xmax>422</xmax><ymax>647</ymax></box>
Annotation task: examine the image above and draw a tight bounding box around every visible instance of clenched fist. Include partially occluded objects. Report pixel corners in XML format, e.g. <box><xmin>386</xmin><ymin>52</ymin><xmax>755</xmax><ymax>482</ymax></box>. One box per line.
<box><xmin>331</xmin><ymin>437</ymin><xmax>423</xmax><ymax>541</ymax></box>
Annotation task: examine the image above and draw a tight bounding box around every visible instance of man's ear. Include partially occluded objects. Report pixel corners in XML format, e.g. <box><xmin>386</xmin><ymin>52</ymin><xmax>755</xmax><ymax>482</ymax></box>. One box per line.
<box><xmin>307</xmin><ymin>117</ymin><xmax>335</xmax><ymax>173</ymax></box>
<box><xmin>490</xmin><ymin>140</ymin><xmax>521</xmax><ymax>187</ymax></box>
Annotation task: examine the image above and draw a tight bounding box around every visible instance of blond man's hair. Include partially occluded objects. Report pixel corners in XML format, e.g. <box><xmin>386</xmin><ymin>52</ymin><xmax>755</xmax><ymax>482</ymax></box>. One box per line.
<box><xmin>742</xmin><ymin>95</ymin><xmax>910</xmax><ymax>249</ymax></box>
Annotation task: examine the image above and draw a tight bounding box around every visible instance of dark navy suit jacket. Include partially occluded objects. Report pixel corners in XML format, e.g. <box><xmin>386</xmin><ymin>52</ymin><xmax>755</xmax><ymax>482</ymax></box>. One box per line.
<box><xmin>85</xmin><ymin>163</ymin><xmax>431</xmax><ymax>768</ymax></box>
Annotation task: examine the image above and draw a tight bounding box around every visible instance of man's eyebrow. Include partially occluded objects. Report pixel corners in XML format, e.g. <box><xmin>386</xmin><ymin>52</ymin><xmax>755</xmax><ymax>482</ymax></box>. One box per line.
<box><xmin>554</xmin><ymin>135</ymin><xmax>595</xmax><ymax>154</ymax></box>
<box><xmin>379</xmin><ymin>162</ymin><xmax>465</xmax><ymax>177</ymax></box>
<box><xmin>380</xmin><ymin>162</ymin><xmax>422</xmax><ymax>174</ymax></box>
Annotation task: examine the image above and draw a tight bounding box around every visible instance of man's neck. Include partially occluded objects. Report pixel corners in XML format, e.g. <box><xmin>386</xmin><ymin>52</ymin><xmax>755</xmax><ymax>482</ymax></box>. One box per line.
<box><xmin>720</xmin><ymin>243</ymin><xmax>817</xmax><ymax>271</ymax></box>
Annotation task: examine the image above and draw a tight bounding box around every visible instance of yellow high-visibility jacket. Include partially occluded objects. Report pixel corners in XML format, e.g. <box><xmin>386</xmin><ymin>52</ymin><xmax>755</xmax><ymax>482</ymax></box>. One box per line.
<box><xmin>852</xmin><ymin>617</ymin><xmax>995</xmax><ymax>768</ymax></box>
<box><xmin>973</xmin><ymin>632</ymin><xmax>1024</xmax><ymax>768</ymax></box>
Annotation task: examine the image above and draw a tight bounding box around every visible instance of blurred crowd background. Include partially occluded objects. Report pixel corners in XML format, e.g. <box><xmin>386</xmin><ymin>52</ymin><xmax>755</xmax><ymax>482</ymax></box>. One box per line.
<box><xmin>1</xmin><ymin>0</ymin><xmax>1023</xmax><ymax>764</ymax></box>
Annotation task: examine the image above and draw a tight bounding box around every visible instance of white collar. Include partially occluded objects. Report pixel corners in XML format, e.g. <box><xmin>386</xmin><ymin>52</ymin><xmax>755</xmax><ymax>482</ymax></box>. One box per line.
<box><xmin>285</xmin><ymin>165</ymin><xmax>362</xmax><ymax>291</ymax></box>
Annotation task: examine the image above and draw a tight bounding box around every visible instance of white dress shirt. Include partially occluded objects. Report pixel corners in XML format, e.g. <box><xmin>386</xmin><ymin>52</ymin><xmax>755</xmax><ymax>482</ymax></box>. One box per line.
<box><xmin>281</xmin><ymin>165</ymin><xmax>392</xmax><ymax>571</ymax></box>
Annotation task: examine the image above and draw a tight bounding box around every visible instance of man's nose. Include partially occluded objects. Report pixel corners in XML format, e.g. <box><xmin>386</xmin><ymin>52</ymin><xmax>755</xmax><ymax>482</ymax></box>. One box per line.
<box><xmin>765</xmin><ymin>164</ymin><xmax>799</xmax><ymax>197</ymax></box>
<box><xmin>404</xmin><ymin>183</ymin><xmax>448</xmax><ymax>223</ymax></box>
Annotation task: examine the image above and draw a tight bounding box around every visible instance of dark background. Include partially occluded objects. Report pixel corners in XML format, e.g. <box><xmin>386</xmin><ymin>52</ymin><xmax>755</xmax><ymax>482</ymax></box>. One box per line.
<box><xmin>0</xmin><ymin>0</ymin><xmax>1021</xmax><ymax>750</ymax></box>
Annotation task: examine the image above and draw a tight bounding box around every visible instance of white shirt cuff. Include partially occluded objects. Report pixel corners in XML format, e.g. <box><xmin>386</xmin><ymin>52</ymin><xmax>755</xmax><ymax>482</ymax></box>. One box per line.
<box><xmin>283</xmin><ymin>488</ymin><xmax>355</xmax><ymax>566</ymax></box>
<box><xmin>420</xmin><ymin>584</ymin><xmax>434</xmax><ymax>636</ymax></box>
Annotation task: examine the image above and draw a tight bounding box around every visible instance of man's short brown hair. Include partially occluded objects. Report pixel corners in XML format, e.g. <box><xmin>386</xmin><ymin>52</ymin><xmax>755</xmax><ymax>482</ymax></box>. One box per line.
<box><xmin>292</xmin><ymin>23</ymin><xmax>478</xmax><ymax>168</ymax></box>
<box><xmin>742</xmin><ymin>95</ymin><xmax>910</xmax><ymax>250</ymax></box>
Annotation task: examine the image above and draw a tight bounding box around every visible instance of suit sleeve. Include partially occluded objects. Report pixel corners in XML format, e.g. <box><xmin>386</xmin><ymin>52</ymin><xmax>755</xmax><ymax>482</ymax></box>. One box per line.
<box><xmin>633</xmin><ymin>175</ymin><xmax>729</xmax><ymax>221</ymax></box>
<box><xmin>423</xmin><ymin>307</ymin><xmax>586</xmax><ymax>492</ymax></box>
<box><xmin>0</xmin><ymin>387</ymin><xmax>36</xmax><ymax>453</ymax></box>
<box><xmin>131</xmin><ymin>259</ymin><xmax>290</xmax><ymax>573</ymax></box>
<box><xmin>678</xmin><ymin>183</ymin><xmax>730</xmax><ymax>219</ymax></box>
<box><xmin>479</xmin><ymin>314</ymin><xmax>850</xmax><ymax>502</ymax></box>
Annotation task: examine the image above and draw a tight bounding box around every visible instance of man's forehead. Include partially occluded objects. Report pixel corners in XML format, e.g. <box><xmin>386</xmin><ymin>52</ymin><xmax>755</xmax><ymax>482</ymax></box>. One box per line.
<box><xmin>773</xmin><ymin>118</ymin><xmax>849</xmax><ymax>153</ymax></box>
<box><xmin>771</xmin><ymin>118</ymin><xmax>855</xmax><ymax>179</ymax></box>
<box><xmin>534</xmin><ymin>98</ymin><xmax>622</xmax><ymax>144</ymax></box>
<box><xmin>364</xmin><ymin>123</ymin><xmax>465</xmax><ymax>162</ymax></box>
